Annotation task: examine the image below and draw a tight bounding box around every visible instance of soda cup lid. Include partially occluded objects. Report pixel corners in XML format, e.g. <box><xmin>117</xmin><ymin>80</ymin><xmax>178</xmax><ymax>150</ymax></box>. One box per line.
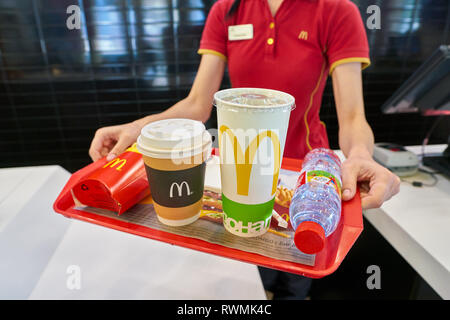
<box><xmin>294</xmin><ymin>221</ymin><xmax>325</xmax><ymax>254</ymax></box>
<box><xmin>213</xmin><ymin>88</ymin><xmax>295</xmax><ymax>111</ymax></box>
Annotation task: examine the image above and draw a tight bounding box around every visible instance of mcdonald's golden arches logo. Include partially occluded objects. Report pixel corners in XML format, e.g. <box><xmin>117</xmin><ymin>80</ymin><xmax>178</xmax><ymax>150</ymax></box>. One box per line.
<box><xmin>103</xmin><ymin>158</ymin><xmax>127</xmax><ymax>171</ymax></box>
<box><xmin>298</xmin><ymin>30</ymin><xmax>308</xmax><ymax>40</ymax></box>
<box><xmin>219</xmin><ymin>125</ymin><xmax>280</xmax><ymax>196</ymax></box>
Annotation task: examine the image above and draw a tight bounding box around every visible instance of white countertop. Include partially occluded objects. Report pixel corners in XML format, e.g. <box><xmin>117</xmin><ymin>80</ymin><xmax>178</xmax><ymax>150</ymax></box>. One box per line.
<box><xmin>0</xmin><ymin>165</ymin><xmax>266</xmax><ymax>300</ymax></box>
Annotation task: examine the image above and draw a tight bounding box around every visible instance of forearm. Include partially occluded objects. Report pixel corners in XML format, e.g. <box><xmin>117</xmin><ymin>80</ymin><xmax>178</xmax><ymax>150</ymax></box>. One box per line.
<box><xmin>339</xmin><ymin>116</ymin><xmax>374</xmax><ymax>160</ymax></box>
<box><xmin>332</xmin><ymin>62</ymin><xmax>374</xmax><ymax>160</ymax></box>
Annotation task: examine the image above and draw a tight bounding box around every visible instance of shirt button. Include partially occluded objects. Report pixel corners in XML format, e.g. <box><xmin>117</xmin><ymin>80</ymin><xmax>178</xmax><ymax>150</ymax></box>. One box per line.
<box><xmin>267</xmin><ymin>38</ymin><xmax>274</xmax><ymax>45</ymax></box>
<box><xmin>269</xmin><ymin>22</ymin><xmax>275</xmax><ymax>29</ymax></box>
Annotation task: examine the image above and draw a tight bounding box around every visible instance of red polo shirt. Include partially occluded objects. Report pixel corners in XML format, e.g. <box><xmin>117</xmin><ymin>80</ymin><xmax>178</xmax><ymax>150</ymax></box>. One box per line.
<box><xmin>198</xmin><ymin>0</ymin><xmax>370</xmax><ymax>159</ymax></box>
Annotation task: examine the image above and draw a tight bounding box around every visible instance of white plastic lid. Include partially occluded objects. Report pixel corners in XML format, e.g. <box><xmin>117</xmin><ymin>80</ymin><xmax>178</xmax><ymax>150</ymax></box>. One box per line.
<box><xmin>137</xmin><ymin>118</ymin><xmax>211</xmax><ymax>159</ymax></box>
<box><xmin>213</xmin><ymin>88</ymin><xmax>295</xmax><ymax>111</ymax></box>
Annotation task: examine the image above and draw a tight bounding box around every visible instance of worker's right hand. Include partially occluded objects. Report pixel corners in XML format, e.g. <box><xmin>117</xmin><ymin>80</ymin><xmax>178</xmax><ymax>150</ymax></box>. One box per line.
<box><xmin>89</xmin><ymin>121</ymin><xmax>142</xmax><ymax>162</ymax></box>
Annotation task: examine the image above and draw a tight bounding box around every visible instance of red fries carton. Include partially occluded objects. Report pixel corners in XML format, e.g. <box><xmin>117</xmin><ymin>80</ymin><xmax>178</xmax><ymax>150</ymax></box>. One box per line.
<box><xmin>71</xmin><ymin>144</ymin><xmax>150</xmax><ymax>214</ymax></box>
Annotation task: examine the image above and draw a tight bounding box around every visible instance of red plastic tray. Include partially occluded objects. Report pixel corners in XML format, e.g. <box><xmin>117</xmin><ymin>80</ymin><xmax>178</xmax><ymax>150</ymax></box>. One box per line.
<box><xmin>53</xmin><ymin>151</ymin><xmax>363</xmax><ymax>278</ymax></box>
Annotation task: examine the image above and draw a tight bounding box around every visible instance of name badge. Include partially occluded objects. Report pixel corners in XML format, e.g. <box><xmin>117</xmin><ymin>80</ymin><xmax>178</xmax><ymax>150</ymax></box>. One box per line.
<box><xmin>228</xmin><ymin>24</ymin><xmax>253</xmax><ymax>41</ymax></box>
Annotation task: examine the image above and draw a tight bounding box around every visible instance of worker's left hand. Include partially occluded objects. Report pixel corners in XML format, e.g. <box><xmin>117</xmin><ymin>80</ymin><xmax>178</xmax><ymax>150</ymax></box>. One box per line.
<box><xmin>341</xmin><ymin>156</ymin><xmax>401</xmax><ymax>209</ymax></box>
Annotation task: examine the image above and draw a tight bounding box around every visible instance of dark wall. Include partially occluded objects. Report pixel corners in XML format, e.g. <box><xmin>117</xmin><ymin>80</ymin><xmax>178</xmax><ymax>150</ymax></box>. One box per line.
<box><xmin>1</xmin><ymin>0</ymin><xmax>449</xmax><ymax>172</ymax></box>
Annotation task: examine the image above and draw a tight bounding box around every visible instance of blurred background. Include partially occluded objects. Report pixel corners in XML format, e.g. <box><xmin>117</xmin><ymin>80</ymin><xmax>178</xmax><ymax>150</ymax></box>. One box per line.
<box><xmin>0</xmin><ymin>0</ymin><xmax>448</xmax><ymax>299</ymax></box>
<box><xmin>0</xmin><ymin>0</ymin><xmax>449</xmax><ymax>172</ymax></box>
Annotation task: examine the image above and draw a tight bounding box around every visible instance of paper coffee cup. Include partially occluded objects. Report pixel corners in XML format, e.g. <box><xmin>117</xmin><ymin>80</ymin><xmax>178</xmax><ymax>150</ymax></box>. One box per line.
<box><xmin>214</xmin><ymin>88</ymin><xmax>295</xmax><ymax>237</ymax></box>
<box><xmin>137</xmin><ymin>118</ymin><xmax>212</xmax><ymax>226</ymax></box>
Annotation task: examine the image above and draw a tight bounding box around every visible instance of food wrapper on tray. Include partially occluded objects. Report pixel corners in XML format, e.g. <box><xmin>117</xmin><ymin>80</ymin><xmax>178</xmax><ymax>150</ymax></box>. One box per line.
<box><xmin>71</xmin><ymin>144</ymin><xmax>150</xmax><ymax>215</ymax></box>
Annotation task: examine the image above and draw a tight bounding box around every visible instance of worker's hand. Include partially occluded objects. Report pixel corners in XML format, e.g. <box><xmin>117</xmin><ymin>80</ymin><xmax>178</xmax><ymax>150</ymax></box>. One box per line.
<box><xmin>341</xmin><ymin>156</ymin><xmax>401</xmax><ymax>209</ymax></box>
<box><xmin>89</xmin><ymin>121</ymin><xmax>142</xmax><ymax>162</ymax></box>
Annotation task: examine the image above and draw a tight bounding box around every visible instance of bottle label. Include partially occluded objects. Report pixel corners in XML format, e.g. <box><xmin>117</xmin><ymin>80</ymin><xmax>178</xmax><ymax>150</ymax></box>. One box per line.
<box><xmin>296</xmin><ymin>170</ymin><xmax>342</xmax><ymax>197</ymax></box>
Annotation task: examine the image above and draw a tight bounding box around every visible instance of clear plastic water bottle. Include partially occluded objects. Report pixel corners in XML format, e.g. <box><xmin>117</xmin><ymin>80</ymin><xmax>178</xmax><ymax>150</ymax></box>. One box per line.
<box><xmin>289</xmin><ymin>148</ymin><xmax>342</xmax><ymax>254</ymax></box>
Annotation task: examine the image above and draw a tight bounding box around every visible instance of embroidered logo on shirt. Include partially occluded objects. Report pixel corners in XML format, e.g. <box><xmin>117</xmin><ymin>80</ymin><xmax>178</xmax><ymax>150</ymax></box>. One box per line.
<box><xmin>298</xmin><ymin>30</ymin><xmax>308</xmax><ymax>40</ymax></box>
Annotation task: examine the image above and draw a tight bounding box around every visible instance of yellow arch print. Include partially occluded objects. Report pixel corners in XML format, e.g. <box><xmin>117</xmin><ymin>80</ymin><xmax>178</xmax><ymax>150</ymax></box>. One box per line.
<box><xmin>219</xmin><ymin>125</ymin><xmax>281</xmax><ymax>196</ymax></box>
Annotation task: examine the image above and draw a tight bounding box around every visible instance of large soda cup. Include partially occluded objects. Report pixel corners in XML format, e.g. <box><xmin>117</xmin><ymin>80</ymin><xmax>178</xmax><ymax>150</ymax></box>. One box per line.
<box><xmin>213</xmin><ymin>88</ymin><xmax>295</xmax><ymax>237</ymax></box>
